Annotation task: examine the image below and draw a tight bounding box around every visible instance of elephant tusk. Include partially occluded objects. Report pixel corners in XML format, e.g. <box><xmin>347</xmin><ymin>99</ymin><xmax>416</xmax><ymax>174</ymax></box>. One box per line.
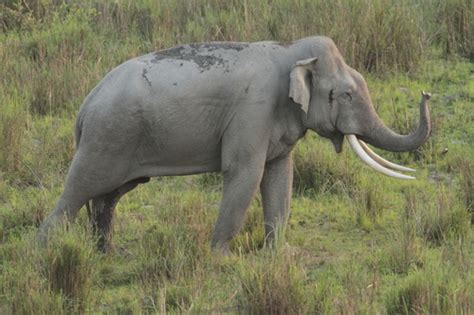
<box><xmin>358</xmin><ymin>139</ymin><xmax>416</xmax><ymax>172</ymax></box>
<box><xmin>347</xmin><ymin>135</ymin><xmax>415</xmax><ymax>180</ymax></box>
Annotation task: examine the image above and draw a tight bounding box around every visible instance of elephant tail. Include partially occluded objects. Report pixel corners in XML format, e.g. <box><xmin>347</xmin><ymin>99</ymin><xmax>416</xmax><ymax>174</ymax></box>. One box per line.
<box><xmin>85</xmin><ymin>200</ymin><xmax>92</xmax><ymax>220</ymax></box>
<box><xmin>74</xmin><ymin>109</ymin><xmax>84</xmax><ymax>149</ymax></box>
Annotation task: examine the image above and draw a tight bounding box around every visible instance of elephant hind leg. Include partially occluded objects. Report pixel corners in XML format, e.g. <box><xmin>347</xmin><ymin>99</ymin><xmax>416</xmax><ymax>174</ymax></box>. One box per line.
<box><xmin>88</xmin><ymin>177</ymin><xmax>150</xmax><ymax>252</ymax></box>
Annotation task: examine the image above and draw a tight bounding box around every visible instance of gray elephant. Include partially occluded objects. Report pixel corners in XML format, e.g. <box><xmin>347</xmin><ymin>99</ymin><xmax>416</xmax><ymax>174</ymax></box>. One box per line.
<box><xmin>38</xmin><ymin>36</ymin><xmax>431</xmax><ymax>252</ymax></box>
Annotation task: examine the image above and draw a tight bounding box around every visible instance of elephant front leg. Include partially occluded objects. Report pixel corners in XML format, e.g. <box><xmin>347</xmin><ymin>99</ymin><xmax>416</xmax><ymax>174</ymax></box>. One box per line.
<box><xmin>260</xmin><ymin>153</ymin><xmax>293</xmax><ymax>245</ymax></box>
<box><xmin>211</xmin><ymin>164</ymin><xmax>265</xmax><ymax>254</ymax></box>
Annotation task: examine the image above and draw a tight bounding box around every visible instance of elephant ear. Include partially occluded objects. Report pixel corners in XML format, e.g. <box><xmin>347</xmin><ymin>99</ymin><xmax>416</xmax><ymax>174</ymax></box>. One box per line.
<box><xmin>289</xmin><ymin>58</ymin><xmax>317</xmax><ymax>114</ymax></box>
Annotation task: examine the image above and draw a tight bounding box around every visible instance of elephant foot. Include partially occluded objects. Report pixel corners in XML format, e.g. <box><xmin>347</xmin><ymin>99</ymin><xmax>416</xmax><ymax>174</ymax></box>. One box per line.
<box><xmin>281</xmin><ymin>242</ymin><xmax>300</xmax><ymax>256</ymax></box>
<box><xmin>97</xmin><ymin>237</ymin><xmax>114</xmax><ymax>253</ymax></box>
<box><xmin>36</xmin><ymin>228</ymin><xmax>48</xmax><ymax>248</ymax></box>
<box><xmin>36</xmin><ymin>212</ymin><xmax>67</xmax><ymax>248</ymax></box>
<box><xmin>211</xmin><ymin>241</ymin><xmax>231</xmax><ymax>257</ymax></box>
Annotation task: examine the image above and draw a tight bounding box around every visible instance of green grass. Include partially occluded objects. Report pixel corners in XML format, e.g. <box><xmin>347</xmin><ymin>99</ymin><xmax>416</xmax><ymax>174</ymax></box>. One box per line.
<box><xmin>1</xmin><ymin>0</ymin><xmax>473</xmax><ymax>313</ymax></box>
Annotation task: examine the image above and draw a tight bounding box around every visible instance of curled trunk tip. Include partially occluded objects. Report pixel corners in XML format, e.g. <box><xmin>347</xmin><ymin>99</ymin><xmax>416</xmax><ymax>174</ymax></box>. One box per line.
<box><xmin>421</xmin><ymin>91</ymin><xmax>431</xmax><ymax>100</ymax></box>
<box><xmin>361</xmin><ymin>92</ymin><xmax>432</xmax><ymax>152</ymax></box>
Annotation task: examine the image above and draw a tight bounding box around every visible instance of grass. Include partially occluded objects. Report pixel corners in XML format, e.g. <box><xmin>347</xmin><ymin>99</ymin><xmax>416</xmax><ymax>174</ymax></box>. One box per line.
<box><xmin>1</xmin><ymin>0</ymin><xmax>473</xmax><ymax>313</ymax></box>
<box><xmin>43</xmin><ymin>226</ymin><xmax>97</xmax><ymax>313</ymax></box>
<box><xmin>385</xmin><ymin>254</ymin><xmax>472</xmax><ymax>314</ymax></box>
<box><xmin>233</xmin><ymin>244</ymin><xmax>310</xmax><ymax>314</ymax></box>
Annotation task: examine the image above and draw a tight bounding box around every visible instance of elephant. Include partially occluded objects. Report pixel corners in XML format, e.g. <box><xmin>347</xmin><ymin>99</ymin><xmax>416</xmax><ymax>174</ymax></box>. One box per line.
<box><xmin>38</xmin><ymin>36</ymin><xmax>431</xmax><ymax>252</ymax></box>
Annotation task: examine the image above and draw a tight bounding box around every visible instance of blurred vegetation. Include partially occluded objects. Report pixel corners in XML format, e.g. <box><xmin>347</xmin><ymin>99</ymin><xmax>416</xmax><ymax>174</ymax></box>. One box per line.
<box><xmin>1</xmin><ymin>0</ymin><xmax>473</xmax><ymax>313</ymax></box>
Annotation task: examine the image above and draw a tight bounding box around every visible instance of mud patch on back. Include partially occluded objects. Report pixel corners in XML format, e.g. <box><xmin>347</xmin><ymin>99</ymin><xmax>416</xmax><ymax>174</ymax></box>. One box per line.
<box><xmin>194</xmin><ymin>42</ymin><xmax>249</xmax><ymax>52</ymax></box>
<box><xmin>152</xmin><ymin>42</ymin><xmax>248</xmax><ymax>72</ymax></box>
<box><xmin>277</xmin><ymin>41</ymin><xmax>292</xmax><ymax>47</ymax></box>
<box><xmin>141</xmin><ymin>68</ymin><xmax>152</xmax><ymax>86</ymax></box>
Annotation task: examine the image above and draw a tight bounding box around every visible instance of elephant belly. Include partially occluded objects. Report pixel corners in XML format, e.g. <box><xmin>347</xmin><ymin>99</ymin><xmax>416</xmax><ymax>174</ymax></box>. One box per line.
<box><xmin>132</xmin><ymin>123</ymin><xmax>223</xmax><ymax>177</ymax></box>
<box><xmin>135</xmin><ymin>161</ymin><xmax>221</xmax><ymax>177</ymax></box>
<box><xmin>136</xmin><ymin>146</ymin><xmax>222</xmax><ymax>176</ymax></box>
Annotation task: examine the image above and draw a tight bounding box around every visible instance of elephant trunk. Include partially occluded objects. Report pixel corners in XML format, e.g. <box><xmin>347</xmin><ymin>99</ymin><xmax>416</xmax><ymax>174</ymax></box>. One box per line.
<box><xmin>360</xmin><ymin>92</ymin><xmax>432</xmax><ymax>152</ymax></box>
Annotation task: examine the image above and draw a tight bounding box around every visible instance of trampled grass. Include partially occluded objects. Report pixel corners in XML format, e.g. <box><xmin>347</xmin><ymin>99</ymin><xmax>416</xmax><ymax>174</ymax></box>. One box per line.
<box><xmin>1</xmin><ymin>0</ymin><xmax>473</xmax><ymax>313</ymax></box>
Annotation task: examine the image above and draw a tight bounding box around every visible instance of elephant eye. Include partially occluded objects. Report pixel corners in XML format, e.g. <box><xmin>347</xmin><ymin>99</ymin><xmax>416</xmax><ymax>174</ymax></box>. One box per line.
<box><xmin>345</xmin><ymin>92</ymin><xmax>352</xmax><ymax>101</ymax></box>
<box><xmin>329</xmin><ymin>89</ymin><xmax>334</xmax><ymax>104</ymax></box>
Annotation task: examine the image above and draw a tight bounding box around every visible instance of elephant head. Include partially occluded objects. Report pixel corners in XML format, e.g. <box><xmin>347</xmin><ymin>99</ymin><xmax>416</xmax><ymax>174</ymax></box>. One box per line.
<box><xmin>289</xmin><ymin>38</ymin><xmax>431</xmax><ymax>179</ymax></box>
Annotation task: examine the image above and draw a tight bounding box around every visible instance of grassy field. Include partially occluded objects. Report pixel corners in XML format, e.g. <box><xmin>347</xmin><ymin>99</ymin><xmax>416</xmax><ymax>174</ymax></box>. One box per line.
<box><xmin>1</xmin><ymin>0</ymin><xmax>473</xmax><ymax>313</ymax></box>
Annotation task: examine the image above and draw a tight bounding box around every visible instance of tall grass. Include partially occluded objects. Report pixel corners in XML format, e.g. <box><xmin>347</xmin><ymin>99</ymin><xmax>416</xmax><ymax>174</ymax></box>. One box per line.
<box><xmin>293</xmin><ymin>135</ymin><xmax>359</xmax><ymax>195</ymax></box>
<box><xmin>459</xmin><ymin>159</ymin><xmax>474</xmax><ymax>223</ymax></box>
<box><xmin>42</xmin><ymin>226</ymin><xmax>97</xmax><ymax>313</ymax></box>
<box><xmin>429</xmin><ymin>0</ymin><xmax>473</xmax><ymax>59</ymax></box>
<box><xmin>0</xmin><ymin>0</ymin><xmax>472</xmax><ymax>313</ymax></box>
<box><xmin>377</xmin><ymin>194</ymin><xmax>424</xmax><ymax>274</ymax></box>
<box><xmin>404</xmin><ymin>187</ymin><xmax>470</xmax><ymax>246</ymax></box>
<box><xmin>0</xmin><ymin>227</ymin><xmax>97</xmax><ymax>314</ymax></box>
<box><xmin>233</xmin><ymin>242</ymin><xmax>310</xmax><ymax>314</ymax></box>
<box><xmin>352</xmin><ymin>178</ymin><xmax>386</xmax><ymax>231</ymax></box>
<box><xmin>0</xmin><ymin>92</ymin><xmax>27</xmax><ymax>176</ymax></box>
<box><xmin>385</xmin><ymin>259</ymin><xmax>472</xmax><ymax>314</ymax></box>
<box><xmin>131</xmin><ymin>188</ymin><xmax>213</xmax><ymax>311</ymax></box>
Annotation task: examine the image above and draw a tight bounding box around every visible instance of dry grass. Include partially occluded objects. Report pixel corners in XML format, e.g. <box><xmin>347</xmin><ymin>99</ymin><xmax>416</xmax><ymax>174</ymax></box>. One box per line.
<box><xmin>234</xmin><ymin>244</ymin><xmax>309</xmax><ymax>314</ymax></box>
<box><xmin>42</xmin><ymin>226</ymin><xmax>97</xmax><ymax>313</ymax></box>
<box><xmin>459</xmin><ymin>159</ymin><xmax>474</xmax><ymax>223</ymax></box>
<box><xmin>293</xmin><ymin>136</ymin><xmax>359</xmax><ymax>195</ymax></box>
<box><xmin>0</xmin><ymin>0</ymin><xmax>472</xmax><ymax>313</ymax></box>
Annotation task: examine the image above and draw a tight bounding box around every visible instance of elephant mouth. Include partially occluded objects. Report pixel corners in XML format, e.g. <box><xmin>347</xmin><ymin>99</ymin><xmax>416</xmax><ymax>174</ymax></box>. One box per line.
<box><xmin>346</xmin><ymin>134</ymin><xmax>416</xmax><ymax>179</ymax></box>
<box><xmin>330</xmin><ymin>131</ymin><xmax>344</xmax><ymax>153</ymax></box>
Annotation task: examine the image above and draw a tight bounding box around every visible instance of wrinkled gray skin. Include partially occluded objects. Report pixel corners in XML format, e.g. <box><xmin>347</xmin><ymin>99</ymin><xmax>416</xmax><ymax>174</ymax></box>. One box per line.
<box><xmin>38</xmin><ymin>36</ymin><xmax>431</xmax><ymax>252</ymax></box>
